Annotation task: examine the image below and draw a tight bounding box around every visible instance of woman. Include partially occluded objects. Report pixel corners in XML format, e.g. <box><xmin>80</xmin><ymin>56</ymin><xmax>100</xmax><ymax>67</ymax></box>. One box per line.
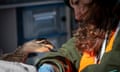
<box><xmin>36</xmin><ymin>0</ymin><xmax>120</xmax><ymax>72</ymax></box>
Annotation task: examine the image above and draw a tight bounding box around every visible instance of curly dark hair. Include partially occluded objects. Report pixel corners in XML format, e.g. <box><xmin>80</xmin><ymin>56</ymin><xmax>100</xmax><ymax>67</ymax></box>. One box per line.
<box><xmin>64</xmin><ymin>0</ymin><xmax>120</xmax><ymax>55</ymax></box>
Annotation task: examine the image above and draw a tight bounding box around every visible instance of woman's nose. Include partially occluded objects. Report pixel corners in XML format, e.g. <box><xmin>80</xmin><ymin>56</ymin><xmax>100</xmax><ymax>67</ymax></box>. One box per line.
<box><xmin>73</xmin><ymin>5</ymin><xmax>87</xmax><ymax>20</ymax></box>
<box><xmin>73</xmin><ymin>6</ymin><xmax>81</xmax><ymax>20</ymax></box>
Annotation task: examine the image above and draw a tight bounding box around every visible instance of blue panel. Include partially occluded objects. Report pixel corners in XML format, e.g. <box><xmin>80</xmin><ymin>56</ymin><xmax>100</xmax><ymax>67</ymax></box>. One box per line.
<box><xmin>17</xmin><ymin>2</ymin><xmax>67</xmax><ymax>48</ymax></box>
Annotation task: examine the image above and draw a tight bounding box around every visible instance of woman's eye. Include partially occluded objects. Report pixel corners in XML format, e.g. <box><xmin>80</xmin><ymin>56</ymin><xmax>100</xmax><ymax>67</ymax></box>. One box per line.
<box><xmin>75</xmin><ymin>0</ymin><xmax>79</xmax><ymax>4</ymax></box>
<box><xmin>72</xmin><ymin>0</ymin><xmax>79</xmax><ymax>5</ymax></box>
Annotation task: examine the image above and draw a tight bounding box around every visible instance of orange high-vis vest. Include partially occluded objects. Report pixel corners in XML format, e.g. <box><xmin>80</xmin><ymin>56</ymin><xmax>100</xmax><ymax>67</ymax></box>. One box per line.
<box><xmin>78</xmin><ymin>31</ymin><xmax>115</xmax><ymax>72</ymax></box>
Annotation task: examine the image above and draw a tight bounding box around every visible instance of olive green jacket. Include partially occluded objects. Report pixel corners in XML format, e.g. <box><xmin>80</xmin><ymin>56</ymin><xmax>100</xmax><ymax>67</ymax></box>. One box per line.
<box><xmin>36</xmin><ymin>29</ymin><xmax>120</xmax><ymax>72</ymax></box>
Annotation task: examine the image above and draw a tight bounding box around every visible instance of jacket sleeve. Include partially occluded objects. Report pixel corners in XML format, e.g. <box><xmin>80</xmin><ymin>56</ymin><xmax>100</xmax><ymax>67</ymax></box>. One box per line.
<box><xmin>36</xmin><ymin>37</ymin><xmax>81</xmax><ymax>72</ymax></box>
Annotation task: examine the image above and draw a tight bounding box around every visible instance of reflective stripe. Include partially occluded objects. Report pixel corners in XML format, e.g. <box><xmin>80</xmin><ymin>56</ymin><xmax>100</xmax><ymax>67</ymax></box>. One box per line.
<box><xmin>106</xmin><ymin>21</ymin><xmax>120</xmax><ymax>53</ymax></box>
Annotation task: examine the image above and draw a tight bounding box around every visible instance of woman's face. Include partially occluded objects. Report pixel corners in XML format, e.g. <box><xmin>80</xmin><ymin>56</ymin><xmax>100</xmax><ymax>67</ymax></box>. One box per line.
<box><xmin>69</xmin><ymin>0</ymin><xmax>93</xmax><ymax>22</ymax></box>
